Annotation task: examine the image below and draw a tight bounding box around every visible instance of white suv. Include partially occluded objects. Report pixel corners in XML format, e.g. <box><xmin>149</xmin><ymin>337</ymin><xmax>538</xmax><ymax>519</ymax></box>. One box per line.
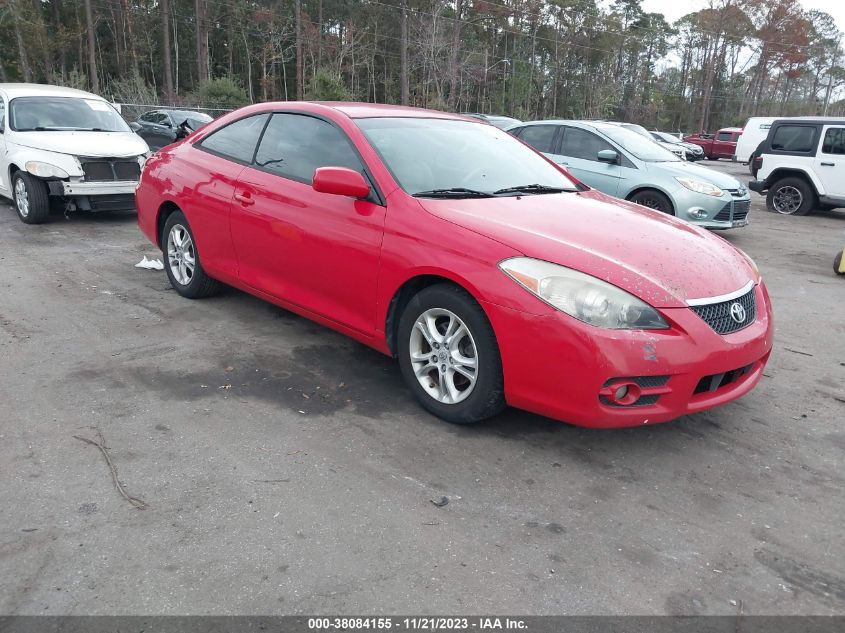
<box><xmin>749</xmin><ymin>118</ymin><xmax>845</xmax><ymax>215</ymax></box>
<box><xmin>0</xmin><ymin>83</ymin><xmax>149</xmax><ymax>224</ymax></box>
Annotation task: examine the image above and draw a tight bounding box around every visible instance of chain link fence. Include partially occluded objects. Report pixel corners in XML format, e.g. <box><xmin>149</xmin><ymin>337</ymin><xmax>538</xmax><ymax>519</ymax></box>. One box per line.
<box><xmin>113</xmin><ymin>102</ymin><xmax>234</xmax><ymax>122</ymax></box>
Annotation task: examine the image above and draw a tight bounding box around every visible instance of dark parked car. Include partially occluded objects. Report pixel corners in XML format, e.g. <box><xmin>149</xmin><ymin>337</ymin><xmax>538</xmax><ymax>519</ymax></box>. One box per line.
<box><xmin>130</xmin><ymin>109</ymin><xmax>213</xmax><ymax>150</ymax></box>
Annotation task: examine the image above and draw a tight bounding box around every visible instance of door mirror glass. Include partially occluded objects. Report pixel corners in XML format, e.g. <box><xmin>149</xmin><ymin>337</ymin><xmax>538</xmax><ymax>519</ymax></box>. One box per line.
<box><xmin>312</xmin><ymin>167</ymin><xmax>371</xmax><ymax>198</ymax></box>
<box><xmin>597</xmin><ymin>149</ymin><xmax>619</xmax><ymax>164</ymax></box>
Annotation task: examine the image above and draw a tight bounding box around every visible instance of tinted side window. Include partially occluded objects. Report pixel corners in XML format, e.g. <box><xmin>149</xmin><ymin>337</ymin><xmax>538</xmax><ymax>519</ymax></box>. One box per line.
<box><xmin>770</xmin><ymin>125</ymin><xmax>817</xmax><ymax>153</ymax></box>
<box><xmin>140</xmin><ymin>111</ymin><xmax>156</xmax><ymax>123</ymax></box>
<box><xmin>561</xmin><ymin>127</ymin><xmax>613</xmax><ymax>162</ymax></box>
<box><xmin>199</xmin><ymin>114</ymin><xmax>270</xmax><ymax>164</ymax></box>
<box><xmin>821</xmin><ymin>127</ymin><xmax>845</xmax><ymax>155</ymax></box>
<box><xmin>254</xmin><ymin>113</ymin><xmax>363</xmax><ymax>183</ymax></box>
<box><xmin>0</xmin><ymin>100</ymin><xmax>5</xmax><ymax>131</ymax></box>
<box><xmin>153</xmin><ymin>113</ymin><xmax>171</xmax><ymax>126</ymax></box>
<box><xmin>716</xmin><ymin>131</ymin><xmax>732</xmax><ymax>141</ymax></box>
<box><xmin>516</xmin><ymin>125</ymin><xmax>558</xmax><ymax>153</ymax></box>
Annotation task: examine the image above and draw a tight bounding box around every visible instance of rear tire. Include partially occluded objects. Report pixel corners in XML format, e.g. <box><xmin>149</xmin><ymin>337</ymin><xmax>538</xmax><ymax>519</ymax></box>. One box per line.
<box><xmin>12</xmin><ymin>171</ymin><xmax>51</xmax><ymax>224</ymax></box>
<box><xmin>161</xmin><ymin>210</ymin><xmax>221</xmax><ymax>298</ymax></box>
<box><xmin>397</xmin><ymin>284</ymin><xmax>505</xmax><ymax>425</ymax></box>
<box><xmin>766</xmin><ymin>177</ymin><xmax>815</xmax><ymax>216</ymax></box>
<box><xmin>629</xmin><ymin>189</ymin><xmax>674</xmax><ymax>215</ymax></box>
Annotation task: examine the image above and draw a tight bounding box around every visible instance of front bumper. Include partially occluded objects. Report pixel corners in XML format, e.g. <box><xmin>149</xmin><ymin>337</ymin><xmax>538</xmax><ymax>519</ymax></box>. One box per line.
<box><xmin>674</xmin><ymin>190</ymin><xmax>752</xmax><ymax>229</ymax></box>
<box><xmin>748</xmin><ymin>180</ymin><xmax>766</xmax><ymax>194</ymax></box>
<box><xmin>482</xmin><ymin>281</ymin><xmax>774</xmax><ymax>428</ymax></box>
<box><xmin>61</xmin><ymin>180</ymin><xmax>139</xmax><ymax>196</ymax></box>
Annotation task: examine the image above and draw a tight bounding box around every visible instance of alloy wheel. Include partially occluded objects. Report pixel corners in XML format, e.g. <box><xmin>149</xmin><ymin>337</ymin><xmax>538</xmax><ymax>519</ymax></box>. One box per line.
<box><xmin>409</xmin><ymin>308</ymin><xmax>478</xmax><ymax>404</ymax></box>
<box><xmin>167</xmin><ymin>224</ymin><xmax>196</xmax><ymax>285</ymax></box>
<box><xmin>772</xmin><ymin>185</ymin><xmax>803</xmax><ymax>214</ymax></box>
<box><xmin>14</xmin><ymin>178</ymin><xmax>30</xmax><ymax>218</ymax></box>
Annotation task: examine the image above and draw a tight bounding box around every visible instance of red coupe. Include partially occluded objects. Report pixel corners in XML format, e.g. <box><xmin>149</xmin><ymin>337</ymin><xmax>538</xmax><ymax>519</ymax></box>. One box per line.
<box><xmin>136</xmin><ymin>102</ymin><xmax>773</xmax><ymax>428</ymax></box>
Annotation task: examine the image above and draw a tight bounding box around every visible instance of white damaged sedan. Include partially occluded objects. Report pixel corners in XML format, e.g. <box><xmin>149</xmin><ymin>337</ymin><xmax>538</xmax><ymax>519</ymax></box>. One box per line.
<box><xmin>0</xmin><ymin>83</ymin><xmax>149</xmax><ymax>224</ymax></box>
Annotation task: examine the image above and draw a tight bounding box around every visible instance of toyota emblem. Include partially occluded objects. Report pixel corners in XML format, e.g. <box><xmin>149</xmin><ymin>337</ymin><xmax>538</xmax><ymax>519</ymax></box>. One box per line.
<box><xmin>729</xmin><ymin>302</ymin><xmax>746</xmax><ymax>323</ymax></box>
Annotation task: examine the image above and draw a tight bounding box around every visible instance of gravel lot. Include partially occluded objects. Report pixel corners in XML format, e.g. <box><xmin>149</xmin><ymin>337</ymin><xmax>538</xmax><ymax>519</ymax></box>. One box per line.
<box><xmin>1</xmin><ymin>160</ymin><xmax>843</xmax><ymax>616</ymax></box>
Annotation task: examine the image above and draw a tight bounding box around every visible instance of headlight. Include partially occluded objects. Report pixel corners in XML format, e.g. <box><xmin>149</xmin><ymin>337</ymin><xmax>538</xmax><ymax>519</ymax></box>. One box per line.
<box><xmin>676</xmin><ymin>176</ymin><xmax>723</xmax><ymax>197</ymax></box>
<box><xmin>25</xmin><ymin>161</ymin><xmax>69</xmax><ymax>179</ymax></box>
<box><xmin>499</xmin><ymin>257</ymin><xmax>668</xmax><ymax>329</ymax></box>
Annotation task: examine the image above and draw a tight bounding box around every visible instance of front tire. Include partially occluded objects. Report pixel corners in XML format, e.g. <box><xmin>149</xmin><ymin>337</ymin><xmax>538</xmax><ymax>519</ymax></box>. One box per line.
<box><xmin>397</xmin><ymin>284</ymin><xmax>505</xmax><ymax>425</ymax></box>
<box><xmin>629</xmin><ymin>189</ymin><xmax>674</xmax><ymax>215</ymax></box>
<box><xmin>12</xmin><ymin>171</ymin><xmax>51</xmax><ymax>224</ymax></box>
<box><xmin>161</xmin><ymin>211</ymin><xmax>221</xmax><ymax>298</ymax></box>
<box><xmin>766</xmin><ymin>177</ymin><xmax>815</xmax><ymax>216</ymax></box>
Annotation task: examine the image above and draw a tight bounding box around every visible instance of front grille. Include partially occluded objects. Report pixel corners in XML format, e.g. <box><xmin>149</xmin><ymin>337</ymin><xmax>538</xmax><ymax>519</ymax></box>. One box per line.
<box><xmin>694</xmin><ymin>363</ymin><xmax>754</xmax><ymax>394</ymax></box>
<box><xmin>690</xmin><ymin>287</ymin><xmax>756</xmax><ymax>335</ymax></box>
<box><xmin>87</xmin><ymin>194</ymin><xmax>136</xmax><ymax>211</ymax></box>
<box><xmin>714</xmin><ymin>199</ymin><xmax>751</xmax><ymax>222</ymax></box>
<box><xmin>81</xmin><ymin>159</ymin><xmax>141</xmax><ymax>182</ymax></box>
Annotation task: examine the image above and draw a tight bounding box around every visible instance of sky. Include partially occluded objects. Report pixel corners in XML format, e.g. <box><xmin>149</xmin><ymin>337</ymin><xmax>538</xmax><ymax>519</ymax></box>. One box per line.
<box><xmin>640</xmin><ymin>0</ymin><xmax>845</xmax><ymax>32</ymax></box>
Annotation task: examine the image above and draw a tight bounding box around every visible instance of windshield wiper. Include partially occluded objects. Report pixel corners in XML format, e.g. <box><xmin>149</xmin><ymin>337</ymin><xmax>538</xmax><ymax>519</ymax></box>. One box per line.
<box><xmin>493</xmin><ymin>183</ymin><xmax>572</xmax><ymax>195</ymax></box>
<box><xmin>413</xmin><ymin>187</ymin><xmax>493</xmax><ymax>198</ymax></box>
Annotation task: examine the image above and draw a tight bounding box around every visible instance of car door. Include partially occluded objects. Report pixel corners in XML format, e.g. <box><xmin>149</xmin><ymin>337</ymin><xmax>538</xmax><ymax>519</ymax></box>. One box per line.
<box><xmin>0</xmin><ymin>97</ymin><xmax>8</xmax><ymax>198</ymax></box>
<box><xmin>556</xmin><ymin>126</ymin><xmax>622</xmax><ymax>196</ymax></box>
<box><xmin>713</xmin><ymin>131</ymin><xmax>734</xmax><ymax>158</ymax></box>
<box><xmin>815</xmin><ymin>125</ymin><xmax>845</xmax><ymax>198</ymax></box>
<box><xmin>230</xmin><ymin>112</ymin><xmax>386</xmax><ymax>335</ymax></box>
<box><xmin>143</xmin><ymin>112</ymin><xmax>174</xmax><ymax>150</ymax></box>
<box><xmin>188</xmin><ymin>113</ymin><xmax>271</xmax><ymax>279</ymax></box>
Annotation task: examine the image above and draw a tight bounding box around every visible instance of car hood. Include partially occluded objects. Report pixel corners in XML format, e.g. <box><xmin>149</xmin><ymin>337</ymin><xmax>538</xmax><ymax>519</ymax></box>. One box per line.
<box><xmin>11</xmin><ymin>131</ymin><xmax>149</xmax><ymax>157</ymax></box>
<box><xmin>420</xmin><ymin>190</ymin><xmax>755</xmax><ymax>308</ymax></box>
<box><xmin>644</xmin><ymin>160</ymin><xmax>741</xmax><ymax>189</ymax></box>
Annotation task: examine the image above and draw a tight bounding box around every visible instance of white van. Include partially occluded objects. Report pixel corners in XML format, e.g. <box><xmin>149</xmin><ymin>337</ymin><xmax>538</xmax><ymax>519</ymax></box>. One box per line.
<box><xmin>734</xmin><ymin>117</ymin><xmax>776</xmax><ymax>163</ymax></box>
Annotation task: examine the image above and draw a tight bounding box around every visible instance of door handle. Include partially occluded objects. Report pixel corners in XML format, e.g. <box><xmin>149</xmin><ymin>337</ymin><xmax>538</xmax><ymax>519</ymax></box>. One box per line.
<box><xmin>821</xmin><ymin>162</ymin><xmax>835</xmax><ymax>166</ymax></box>
<box><xmin>234</xmin><ymin>192</ymin><xmax>255</xmax><ymax>206</ymax></box>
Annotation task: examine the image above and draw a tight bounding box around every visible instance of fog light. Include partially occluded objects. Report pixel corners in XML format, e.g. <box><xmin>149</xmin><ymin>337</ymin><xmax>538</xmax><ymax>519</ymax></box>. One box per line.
<box><xmin>614</xmin><ymin>385</ymin><xmax>629</xmax><ymax>401</ymax></box>
<box><xmin>688</xmin><ymin>207</ymin><xmax>708</xmax><ymax>220</ymax></box>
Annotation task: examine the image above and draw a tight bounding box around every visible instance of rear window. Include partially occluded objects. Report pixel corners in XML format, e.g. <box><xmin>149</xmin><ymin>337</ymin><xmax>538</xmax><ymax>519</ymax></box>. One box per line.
<box><xmin>821</xmin><ymin>127</ymin><xmax>845</xmax><ymax>155</ymax></box>
<box><xmin>717</xmin><ymin>131</ymin><xmax>733</xmax><ymax>142</ymax></box>
<box><xmin>770</xmin><ymin>125</ymin><xmax>817</xmax><ymax>153</ymax></box>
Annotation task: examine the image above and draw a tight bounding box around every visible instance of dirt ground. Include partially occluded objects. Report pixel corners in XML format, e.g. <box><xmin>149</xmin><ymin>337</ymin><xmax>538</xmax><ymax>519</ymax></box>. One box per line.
<box><xmin>1</xmin><ymin>159</ymin><xmax>843</xmax><ymax>615</ymax></box>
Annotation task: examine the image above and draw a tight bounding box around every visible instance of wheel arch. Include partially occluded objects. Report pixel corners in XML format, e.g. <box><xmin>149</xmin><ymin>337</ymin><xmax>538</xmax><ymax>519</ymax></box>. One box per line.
<box><xmin>156</xmin><ymin>200</ymin><xmax>182</xmax><ymax>247</ymax></box>
<box><xmin>625</xmin><ymin>186</ymin><xmax>676</xmax><ymax>213</ymax></box>
<box><xmin>765</xmin><ymin>169</ymin><xmax>821</xmax><ymax>198</ymax></box>
<box><xmin>384</xmin><ymin>272</ymin><xmax>488</xmax><ymax>357</ymax></box>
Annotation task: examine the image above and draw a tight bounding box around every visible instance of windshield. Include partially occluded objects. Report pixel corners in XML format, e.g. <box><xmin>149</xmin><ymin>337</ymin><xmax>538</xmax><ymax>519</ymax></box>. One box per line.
<box><xmin>653</xmin><ymin>131</ymin><xmax>682</xmax><ymax>145</ymax></box>
<box><xmin>601</xmin><ymin>126</ymin><xmax>681</xmax><ymax>162</ymax></box>
<box><xmin>357</xmin><ymin>117</ymin><xmax>578</xmax><ymax>196</ymax></box>
<box><xmin>10</xmin><ymin>96</ymin><xmax>130</xmax><ymax>132</ymax></box>
<box><xmin>170</xmin><ymin>111</ymin><xmax>213</xmax><ymax>129</ymax></box>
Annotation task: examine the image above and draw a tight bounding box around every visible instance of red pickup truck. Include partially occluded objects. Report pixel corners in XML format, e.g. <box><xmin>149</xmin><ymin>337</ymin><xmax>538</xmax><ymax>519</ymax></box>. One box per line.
<box><xmin>683</xmin><ymin>128</ymin><xmax>742</xmax><ymax>160</ymax></box>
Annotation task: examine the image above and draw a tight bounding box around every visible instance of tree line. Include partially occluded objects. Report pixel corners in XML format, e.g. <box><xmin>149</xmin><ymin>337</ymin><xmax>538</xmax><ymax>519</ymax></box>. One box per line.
<box><xmin>1</xmin><ymin>0</ymin><xmax>843</xmax><ymax>131</ymax></box>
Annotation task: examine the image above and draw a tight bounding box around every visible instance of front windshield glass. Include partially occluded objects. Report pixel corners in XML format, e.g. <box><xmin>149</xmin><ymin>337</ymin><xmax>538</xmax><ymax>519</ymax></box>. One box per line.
<box><xmin>357</xmin><ymin>117</ymin><xmax>578</xmax><ymax>195</ymax></box>
<box><xmin>654</xmin><ymin>131</ymin><xmax>682</xmax><ymax>145</ymax></box>
<box><xmin>602</xmin><ymin>126</ymin><xmax>681</xmax><ymax>162</ymax></box>
<box><xmin>170</xmin><ymin>111</ymin><xmax>213</xmax><ymax>129</ymax></box>
<box><xmin>10</xmin><ymin>96</ymin><xmax>130</xmax><ymax>132</ymax></box>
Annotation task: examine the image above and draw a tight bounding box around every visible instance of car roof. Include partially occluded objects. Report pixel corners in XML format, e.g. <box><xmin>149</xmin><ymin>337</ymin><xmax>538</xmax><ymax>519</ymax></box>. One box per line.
<box><xmin>770</xmin><ymin>117</ymin><xmax>845</xmax><ymax>126</ymax></box>
<box><xmin>311</xmin><ymin>102</ymin><xmax>467</xmax><ymax>120</ymax></box>
<box><xmin>0</xmin><ymin>82</ymin><xmax>107</xmax><ymax>100</ymax></box>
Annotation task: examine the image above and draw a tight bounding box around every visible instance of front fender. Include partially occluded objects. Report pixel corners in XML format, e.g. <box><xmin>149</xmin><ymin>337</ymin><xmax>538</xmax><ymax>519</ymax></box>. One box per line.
<box><xmin>4</xmin><ymin>144</ymin><xmax>84</xmax><ymax>182</ymax></box>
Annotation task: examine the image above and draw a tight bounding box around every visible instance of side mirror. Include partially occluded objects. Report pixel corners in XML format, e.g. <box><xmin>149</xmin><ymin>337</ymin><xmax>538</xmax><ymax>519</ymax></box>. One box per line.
<box><xmin>597</xmin><ymin>149</ymin><xmax>619</xmax><ymax>165</ymax></box>
<box><xmin>312</xmin><ymin>167</ymin><xmax>371</xmax><ymax>198</ymax></box>
<box><xmin>129</xmin><ymin>122</ymin><xmax>142</xmax><ymax>132</ymax></box>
